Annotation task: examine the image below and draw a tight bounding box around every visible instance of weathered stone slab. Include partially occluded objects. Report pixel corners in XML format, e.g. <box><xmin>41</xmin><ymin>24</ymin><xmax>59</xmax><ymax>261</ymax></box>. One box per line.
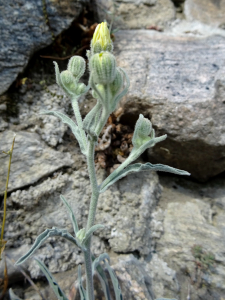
<box><xmin>184</xmin><ymin>0</ymin><xmax>225</xmax><ymax>28</ymax></box>
<box><xmin>114</xmin><ymin>30</ymin><xmax>225</xmax><ymax>180</ymax></box>
<box><xmin>0</xmin><ymin>0</ymin><xmax>87</xmax><ymax>95</ymax></box>
<box><xmin>96</xmin><ymin>0</ymin><xmax>175</xmax><ymax>29</ymax></box>
<box><xmin>0</xmin><ymin>130</ymin><xmax>73</xmax><ymax>193</ymax></box>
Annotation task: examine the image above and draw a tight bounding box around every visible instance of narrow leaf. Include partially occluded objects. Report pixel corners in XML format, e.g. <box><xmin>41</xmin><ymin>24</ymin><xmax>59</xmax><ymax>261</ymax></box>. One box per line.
<box><xmin>16</xmin><ymin>228</ymin><xmax>84</xmax><ymax>265</ymax></box>
<box><xmin>60</xmin><ymin>195</ymin><xmax>79</xmax><ymax>234</ymax></box>
<box><xmin>40</xmin><ymin>110</ymin><xmax>86</xmax><ymax>155</ymax></box>
<box><xmin>100</xmin><ymin>162</ymin><xmax>190</xmax><ymax>193</ymax></box>
<box><xmin>78</xmin><ymin>265</ymin><xmax>87</xmax><ymax>300</ymax></box>
<box><xmin>105</xmin><ymin>261</ymin><xmax>123</xmax><ymax>300</ymax></box>
<box><xmin>9</xmin><ymin>289</ymin><xmax>22</xmax><ymax>300</ymax></box>
<box><xmin>82</xmin><ymin>224</ymin><xmax>104</xmax><ymax>244</ymax></box>
<box><xmin>35</xmin><ymin>259</ymin><xmax>68</xmax><ymax>300</ymax></box>
<box><xmin>92</xmin><ymin>253</ymin><xmax>110</xmax><ymax>273</ymax></box>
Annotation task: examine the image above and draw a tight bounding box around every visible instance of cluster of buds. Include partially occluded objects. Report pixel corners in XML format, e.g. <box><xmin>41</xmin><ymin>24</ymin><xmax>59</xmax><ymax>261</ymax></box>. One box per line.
<box><xmin>54</xmin><ymin>56</ymin><xmax>88</xmax><ymax>98</ymax></box>
<box><xmin>86</xmin><ymin>22</ymin><xmax>129</xmax><ymax>135</ymax></box>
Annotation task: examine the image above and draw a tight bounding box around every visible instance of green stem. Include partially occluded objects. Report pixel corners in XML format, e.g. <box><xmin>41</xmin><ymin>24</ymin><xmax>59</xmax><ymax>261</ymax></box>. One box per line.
<box><xmin>71</xmin><ymin>96</ymin><xmax>87</xmax><ymax>150</ymax></box>
<box><xmin>84</xmin><ymin>242</ymin><xmax>94</xmax><ymax>300</ymax></box>
<box><xmin>83</xmin><ymin>138</ymin><xmax>100</xmax><ymax>300</ymax></box>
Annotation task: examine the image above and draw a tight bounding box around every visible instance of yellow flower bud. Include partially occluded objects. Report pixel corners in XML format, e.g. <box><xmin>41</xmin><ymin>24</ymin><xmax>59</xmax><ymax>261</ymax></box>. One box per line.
<box><xmin>92</xmin><ymin>22</ymin><xmax>113</xmax><ymax>53</ymax></box>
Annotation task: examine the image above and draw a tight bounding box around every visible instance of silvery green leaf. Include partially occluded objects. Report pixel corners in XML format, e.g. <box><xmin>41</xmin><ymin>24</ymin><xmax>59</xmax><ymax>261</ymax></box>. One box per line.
<box><xmin>105</xmin><ymin>261</ymin><xmax>123</xmax><ymax>300</ymax></box>
<box><xmin>82</xmin><ymin>224</ymin><xmax>104</xmax><ymax>244</ymax></box>
<box><xmin>60</xmin><ymin>195</ymin><xmax>79</xmax><ymax>234</ymax></box>
<box><xmin>111</xmin><ymin>68</ymin><xmax>130</xmax><ymax>112</ymax></box>
<box><xmin>100</xmin><ymin>162</ymin><xmax>190</xmax><ymax>193</ymax></box>
<box><xmin>91</xmin><ymin>254</ymin><xmax>112</xmax><ymax>300</ymax></box>
<box><xmin>40</xmin><ymin>110</ymin><xmax>86</xmax><ymax>155</ymax></box>
<box><xmin>92</xmin><ymin>253</ymin><xmax>110</xmax><ymax>273</ymax></box>
<box><xmin>78</xmin><ymin>265</ymin><xmax>87</xmax><ymax>300</ymax></box>
<box><xmin>83</xmin><ymin>101</ymin><xmax>102</xmax><ymax>134</ymax></box>
<box><xmin>9</xmin><ymin>289</ymin><xmax>22</xmax><ymax>300</ymax></box>
<box><xmin>16</xmin><ymin>228</ymin><xmax>84</xmax><ymax>265</ymax></box>
<box><xmin>34</xmin><ymin>258</ymin><xmax>68</xmax><ymax>300</ymax></box>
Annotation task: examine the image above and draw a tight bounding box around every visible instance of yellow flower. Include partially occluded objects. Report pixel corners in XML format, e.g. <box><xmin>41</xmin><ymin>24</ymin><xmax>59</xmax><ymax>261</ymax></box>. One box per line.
<box><xmin>92</xmin><ymin>22</ymin><xmax>112</xmax><ymax>51</ymax></box>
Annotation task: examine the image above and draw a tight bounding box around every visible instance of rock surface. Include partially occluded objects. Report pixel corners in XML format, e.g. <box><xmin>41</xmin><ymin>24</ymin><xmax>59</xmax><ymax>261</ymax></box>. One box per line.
<box><xmin>184</xmin><ymin>0</ymin><xmax>225</xmax><ymax>28</ymax></box>
<box><xmin>0</xmin><ymin>0</ymin><xmax>87</xmax><ymax>95</ymax></box>
<box><xmin>96</xmin><ymin>0</ymin><xmax>176</xmax><ymax>29</ymax></box>
<box><xmin>0</xmin><ymin>130</ymin><xmax>73</xmax><ymax>194</ymax></box>
<box><xmin>114</xmin><ymin>30</ymin><xmax>225</xmax><ymax>181</ymax></box>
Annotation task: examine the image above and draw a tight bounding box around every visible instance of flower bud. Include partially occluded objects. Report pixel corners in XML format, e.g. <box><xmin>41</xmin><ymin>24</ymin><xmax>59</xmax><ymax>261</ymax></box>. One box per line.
<box><xmin>92</xmin><ymin>22</ymin><xmax>113</xmax><ymax>53</ymax></box>
<box><xmin>90</xmin><ymin>52</ymin><xmax>116</xmax><ymax>84</ymax></box>
<box><xmin>60</xmin><ymin>70</ymin><xmax>77</xmax><ymax>95</ymax></box>
<box><xmin>67</xmin><ymin>56</ymin><xmax>86</xmax><ymax>80</ymax></box>
<box><xmin>76</xmin><ymin>82</ymin><xmax>87</xmax><ymax>95</ymax></box>
<box><xmin>132</xmin><ymin>114</ymin><xmax>152</xmax><ymax>148</ymax></box>
<box><xmin>109</xmin><ymin>68</ymin><xmax>123</xmax><ymax>95</ymax></box>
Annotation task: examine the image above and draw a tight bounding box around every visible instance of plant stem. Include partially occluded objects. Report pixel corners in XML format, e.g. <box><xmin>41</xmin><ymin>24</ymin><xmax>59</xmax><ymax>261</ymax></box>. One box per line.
<box><xmin>1</xmin><ymin>136</ymin><xmax>16</xmax><ymax>241</ymax></box>
<box><xmin>84</xmin><ymin>138</ymin><xmax>100</xmax><ymax>300</ymax></box>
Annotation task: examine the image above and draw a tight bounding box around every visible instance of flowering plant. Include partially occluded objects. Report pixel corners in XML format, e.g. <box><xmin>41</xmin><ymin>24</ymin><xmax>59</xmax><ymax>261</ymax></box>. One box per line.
<box><xmin>14</xmin><ymin>22</ymin><xmax>189</xmax><ymax>300</ymax></box>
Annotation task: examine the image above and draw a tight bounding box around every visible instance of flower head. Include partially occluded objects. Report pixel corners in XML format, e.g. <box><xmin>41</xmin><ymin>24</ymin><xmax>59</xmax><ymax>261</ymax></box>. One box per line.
<box><xmin>91</xmin><ymin>22</ymin><xmax>113</xmax><ymax>53</ymax></box>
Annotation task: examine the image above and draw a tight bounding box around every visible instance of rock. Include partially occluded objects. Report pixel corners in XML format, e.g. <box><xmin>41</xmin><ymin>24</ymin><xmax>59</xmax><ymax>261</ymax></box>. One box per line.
<box><xmin>2</xmin><ymin>168</ymin><xmax>161</xmax><ymax>280</ymax></box>
<box><xmin>0</xmin><ymin>0</ymin><xmax>87</xmax><ymax>95</ymax></box>
<box><xmin>95</xmin><ymin>0</ymin><xmax>176</xmax><ymax>29</ymax></box>
<box><xmin>114</xmin><ymin>30</ymin><xmax>225</xmax><ymax>181</ymax></box>
<box><xmin>151</xmin><ymin>174</ymin><xmax>225</xmax><ymax>299</ymax></box>
<box><xmin>184</xmin><ymin>0</ymin><xmax>225</xmax><ymax>28</ymax></box>
<box><xmin>0</xmin><ymin>130</ymin><xmax>73</xmax><ymax>194</ymax></box>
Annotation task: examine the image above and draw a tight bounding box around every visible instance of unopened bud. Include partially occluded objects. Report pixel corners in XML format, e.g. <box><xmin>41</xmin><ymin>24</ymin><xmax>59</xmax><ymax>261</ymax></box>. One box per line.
<box><xmin>90</xmin><ymin>52</ymin><xmax>116</xmax><ymax>84</ymax></box>
<box><xmin>60</xmin><ymin>70</ymin><xmax>77</xmax><ymax>95</ymax></box>
<box><xmin>92</xmin><ymin>22</ymin><xmax>113</xmax><ymax>53</ymax></box>
<box><xmin>76</xmin><ymin>82</ymin><xmax>87</xmax><ymax>95</ymax></box>
<box><xmin>67</xmin><ymin>56</ymin><xmax>86</xmax><ymax>80</ymax></box>
<box><xmin>132</xmin><ymin>114</ymin><xmax>152</xmax><ymax>148</ymax></box>
<box><xmin>109</xmin><ymin>68</ymin><xmax>123</xmax><ymax>95</ymax></box>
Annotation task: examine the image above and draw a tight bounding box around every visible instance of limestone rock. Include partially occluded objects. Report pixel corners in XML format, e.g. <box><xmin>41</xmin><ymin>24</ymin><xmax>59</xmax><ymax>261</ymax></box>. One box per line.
<box><xmin>95</xmin><ymin>0</ymin><xmax>176</xmax><ymax>29</ymax></box>
<box><xmin>184</xmin><ymin>0</ymin><xmax>225</xmax><ymax>28</ymax></box>
<box><xmin>0</xmin><ymin>130</ymin><xmax>73</xmax><ymax>194</ymax></box>
<box><xmin>114</xmin><ymin>30</ymin><xmax>225</xmax><ymax>181</ymax></box>
<box><xmin>152</xmin><ymin>175</ymin><xmax>225</xmax><ymax>299</ymax></box>
<box><xmin>0</xmin><ymin>0</ymin><xmax>87</xmax><ymax>95</ymax></box>
<box><xmin>3</xmin><ymin>169</ymin><xmax>161</xmax><ymax>280</ymax></box>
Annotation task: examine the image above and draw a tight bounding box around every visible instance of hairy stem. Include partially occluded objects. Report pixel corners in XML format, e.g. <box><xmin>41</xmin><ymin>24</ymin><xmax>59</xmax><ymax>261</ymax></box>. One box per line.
<box><xmin>84</xmin><ymin>138</ymin><xmax>100</xmax><ymax>300</ymax></box>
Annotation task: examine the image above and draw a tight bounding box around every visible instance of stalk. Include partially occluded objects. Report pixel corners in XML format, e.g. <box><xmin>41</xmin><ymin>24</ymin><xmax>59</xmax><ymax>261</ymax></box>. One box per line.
<box><xmin>83</xmin><ymin>138</ymin><xmax>100</xmax><ymax>300</ymax></box>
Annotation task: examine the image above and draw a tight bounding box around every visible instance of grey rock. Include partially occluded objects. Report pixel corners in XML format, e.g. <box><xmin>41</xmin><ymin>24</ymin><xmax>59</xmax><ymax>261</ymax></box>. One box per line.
<box><xmin>151</xmin><ymin>175</ymin><xmax>225</xmax><ymax>299</ymax></box>
<box><xmin>0</xmin><ymin>0</ymin><xmax>87</xmax><ymax>95</ymax></box>
<box><xmin>3</xmin><ymin>168</ymin><xmax>161</xmax><ymax>280</ymax></box>
<box><xmin>96</xmin><ymin>0</ymin><xmax>175</xmax><ymax>29</ymax></box>
<box><xmin>114</xmin><ymin>30</ymin><xmax>225</xmax><ymax>181</ymax></box>
<box><xmin>184</xmin><ymin>0</ymin><xmax>225</xmax><ymax>28</ymax></box>
<box><xmin>0</xmin><ymin>130</ymin><xmax>73</xmax><ymax>194</ymax></box>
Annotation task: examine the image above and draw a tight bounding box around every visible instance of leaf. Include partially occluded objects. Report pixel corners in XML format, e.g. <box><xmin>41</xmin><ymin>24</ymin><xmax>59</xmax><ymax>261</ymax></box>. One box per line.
<box><xmin>60</xmin><ymin>195</ymin><xmax>79</xmax><ymax>234</ymax></box>
<box><xmin>105</xmin><ymin>261</ymin><xmax>123</xmax><ymax>300</ymax></box>
<box><xmin>82</xmin><ymin>224</ymin><xmax>104</xmax><ymax>244</ymax></box>
<box><xmin>16</xmin><ymin>228</ymin><xmax>84</xmax><ymax>265</ymax></box>
<box><xmin>91</xmin><ymin>254</ymin><xmax>112</xmax><ymax>300</ymax></box>
<box><xmin>9</xmin><ymin>289</ymin><xmax>22</xmax><ymax>300</ymax></box>
<box><xmin>78</xmin><ymin>265</ymin><xmax>87</xmax><ymax>300</ymax></box>
<box><xmin>40</xmin><ymin>110</ymin><xmax>86</xmax><ymax>155</ymax></box>
<box><xmin>155</xmin><ymin>298</ymin><xmax>177</xmax><ymax>300</ymax></box>
<box><xmin>92</xmin><ymin>253</ymin><xmax>110</xmax><ymax>273</ymax></box>
<box><xmin>35</xmin><ymin>258</ymin><xmax>68</xmax><ymax>300</ymax></box>
<box><xmin>100</xmin><ymin>162</ymin><xmax>190</xmax><ymax>193</ymax></box>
